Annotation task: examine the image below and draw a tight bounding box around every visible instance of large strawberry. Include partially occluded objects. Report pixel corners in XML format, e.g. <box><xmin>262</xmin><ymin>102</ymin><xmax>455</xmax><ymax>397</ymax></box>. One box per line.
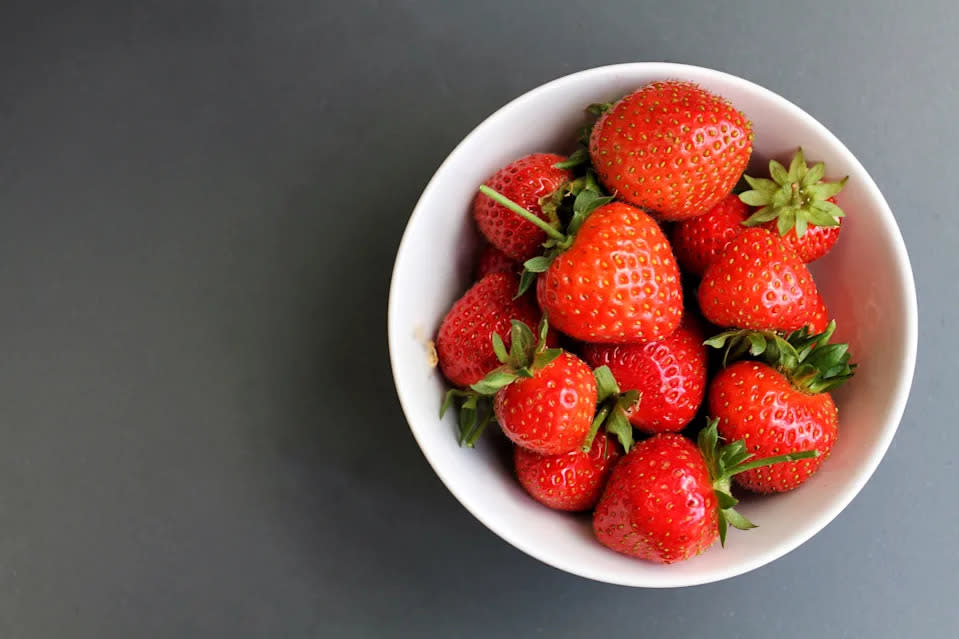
<box><xmin>739</xmin><ymin>148</ymin><xmax>848</xmax><ymax>263</ymax></box>
<box><xmin>478</xmin><ymin>185</ymin><xmax>684</xmax><ymax>343</ymax></box>
<box><xmin>582</xmin><ymin>316</ymin><xmax>706</xmax><ymax>433</ymax></box>
<box><xmin>544</xmin><ymin>202</ymin><xmax>684</xmax><ymax>342</ymax></box>
<box><xmin>593</xmin><ymin>420</ymin><xmax>817</xmax><ymax>563</ymax></box>
<box><xmin>589</xmin><ymin>81</ymin><xmax>753</xmax><ymax>221</ymax></box>
<box><xmin>698</xmin><ymin>227</ymin><xmax>821</xmax><ymax>332</ymax></box>
<box><xmin>514</xmin><ymin>430</ymin><xmax>622</xmax><ymax>511</ymax></box>
<box><xmin>473</xmin><ymin>153</ymin><xmax>573</xmax><ymax>262</ymax></box>
<box><xmin>670</xmin><ymin>192</ymin><xmax>751</xmax><ymax>276</ymax></box>
<box><xmin>705</xmin><ymin>322</ymin><xmax>855</xmax><ymax>493</ymax></box>
<box><xmin>435</xmin><ymin>271</ymin><xmax>543</xmax><ymax>388</ymax></box>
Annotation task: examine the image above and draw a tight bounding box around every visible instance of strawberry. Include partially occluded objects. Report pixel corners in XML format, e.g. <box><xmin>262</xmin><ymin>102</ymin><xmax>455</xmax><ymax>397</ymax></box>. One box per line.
<box><xmin>472</xmin><ymin>153</ymin><xmax>572</xmax><ymax>262</ymax></box>
<box><xmin>593</xmin><ymin>420</ymin><xmax>817</xmax><ymax>563</ymax></box>
<box><xmin>435</xmin><ymin>272</ymin><xmax>542</xmax><ymax>388</ymax></box>
<box><xmin>493</xmin><ymin>350</ymin><xmax>597</xmax><ymax>455</ymax></box>
<box><xmin>514</xmin><ymin>430</ymin><xmax>622</xmax><ymax>511</ymax></box>
<box><xmin>739</xmin><ymin>148</ymin><xmax>848</xmax><ymax>263</ymax></box>
<box><xmin>589</xmin><ymin>81</ymin><xmax>753</xmax><ymax>221</ymax></box>
<box><xmin>698</xmin><ymin>227</ymin><xmax>822</xmax><ymax>333</ymax></box>
<box><xmin>705</xmin><ymin>322</ymin><xmax>855</xmax><ymax>493</ymax></box>
<box><xmin>475</xmin><ymin>243</ymin><xmax>517</xmax><ymax>279</ymax></box>
<box><xmin>670</xmin><ymin>192</ymin><xmax>750</xmax><ymax>276</ymax></box>
<box><xmin>582</xmin><ymin>316</ymin><xmax>707</xmax><ymax>433</ymax></box>
<box><xmin>535</xmin><ymin>202</ymin><xmax>683</xmax><ymax>342</ymax></box>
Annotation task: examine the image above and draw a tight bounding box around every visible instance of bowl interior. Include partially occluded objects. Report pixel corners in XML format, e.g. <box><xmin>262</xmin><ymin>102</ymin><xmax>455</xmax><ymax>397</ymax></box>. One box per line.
<box><xmin>388</xmin><ymin>63</ymin><xmax>917</xmax><ymax>587</ymax></box>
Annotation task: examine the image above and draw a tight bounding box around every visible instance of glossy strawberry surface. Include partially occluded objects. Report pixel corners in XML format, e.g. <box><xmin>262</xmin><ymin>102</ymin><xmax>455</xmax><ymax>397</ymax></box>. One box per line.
<box><xmin>582</xmin><ymin>317</ymin><xmax>706</xmax><ymax>433</ymax></box>
<box><xmin>593</xmin><ymin>434</ymin><xmax>718</xmax><ymax>563</ymax></box>
<box><xmin>436</xmin><ymin>272</ymin><xmax>542</xmax><ymax>388</ymax></box>
<box><xmin>698</xmin><ymin>228</ymin><xmax>820</xmax><ymax>332</ymax></box>
<box><xmin>589</xmin><ymin>81</ymin><xmax>752</xmax><ymax>221</ymax></box>
<box><xmin>473</xmin><ymin>153</ymin><xmax>571</xmax><ymax>262</ymax></box>
<box><xmin>537</xmin><ymin>202</ymin><xmax>683</xmax><ymax>343</ymax></box>
<box><xmin>671</xmin><ymin>193</ymin><xmax>750</xmax><ymax>276</ymax></box>
<box><xmin>514</xmin><ymin>430</ymin><xmax>622</xmax><ymax>511</ymax></box>
<box><xmin>709</xmin><ymin>361</ymin><xmax>837</xmax><ymax>493</ymax></box>
<box><xmin>494</xmin><ymin>351</ymin><xmax>597</xmax><ymax>455</ymax></box>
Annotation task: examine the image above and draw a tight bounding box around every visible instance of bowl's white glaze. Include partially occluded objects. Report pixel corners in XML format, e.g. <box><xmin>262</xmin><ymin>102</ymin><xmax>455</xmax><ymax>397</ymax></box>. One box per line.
<box><xmin>388</xmin><ymin>63</ymin><xmax>917</xmax><ymax>587</ymax></box>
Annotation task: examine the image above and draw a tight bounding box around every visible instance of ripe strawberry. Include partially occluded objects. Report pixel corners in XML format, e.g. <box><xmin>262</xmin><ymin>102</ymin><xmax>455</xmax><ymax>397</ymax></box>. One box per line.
<box><xmin>582</xmin><ymin>316</ymin><xmax>707</xmax><ymax>433</ymax></box>
<box><xmin>435</xmin><ymin>272</ymin><xmax>542</xmax><ymax>388</ymax></box>
<box><xmin>808</xmin><ymin>291</ymin><xmax>830</xmax><ymax>334</ymax></box>
<box><xmin>475</xmin><ymin>243</ymin><xmax>517</xmax><ymax>279</ymax></box>
<box><xmin>705</xmin><ymin>322</ymin><xmax>855</xmax><ymax>492</ymax></box>
<box><xmin>698</xmin><ymin>227</ymin><xmax>821</xmax><ymax>333</ymax></box>
<box><xmin>593</xmin><ymin>420</ymin><xmax>817</xmax><ymax>563</ymax></box>
<box><xmin>473</xmin><ymin>153</ymin><xmax>572</xmax><ymax>262</ymax></box>
<box><xmin>514</xmin><ymin>430</ymin><xmax>622</xmax><ymax>511</ymax></box>
<box><xmin>739</xmin><ymin>148</ymin><xmax>848</xmax><ymax>263</ymax></box>
<box><xmin>589</xmin><ymin>81</ymin><xmax>753</xmax><ymax>221</ymax></box>
<box><xmin>536</xmin><ymin>202</ymin><xmax>683</xmax><ymax>342</ymax></box>
<box><xmin>670</xmin><ymin>193</ymin><xmax>750</xmax><ymax>276</ymax></box>
<box><xmin>494</xmin><ymin>350</ymin><xmax>597</xmax><ymax>455</ymax></box>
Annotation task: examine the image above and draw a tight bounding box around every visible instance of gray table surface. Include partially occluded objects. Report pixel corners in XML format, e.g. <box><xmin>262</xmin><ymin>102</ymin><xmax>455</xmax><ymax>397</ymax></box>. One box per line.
<box><xmin>1</xmin><ymin>1</ymin><xmax>956</xmax><ymax>637</ymax></box>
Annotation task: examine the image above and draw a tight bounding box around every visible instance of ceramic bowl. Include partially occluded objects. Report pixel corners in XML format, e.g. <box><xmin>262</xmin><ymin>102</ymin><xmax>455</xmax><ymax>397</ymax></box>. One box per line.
<box><xmin>387</xmin><ymin>63</ymin><xmax>917</xmax><ymax>587</ymax></box>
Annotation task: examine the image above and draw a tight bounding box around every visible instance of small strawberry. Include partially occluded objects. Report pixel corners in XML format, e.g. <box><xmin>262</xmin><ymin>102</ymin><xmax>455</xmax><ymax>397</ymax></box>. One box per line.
<box><xmin>670</xmin><ymin>193</ymin><xmax>751</xmax><ymax>276</ymax></box>
<box><xmin>435</xmin><ymin>272</ymin><xmax>542</xmax><ymax>388</ymax></box>
<box><xmin>589</xmin><ymin>81</ymin><xmax>753</xmax><ymax>221</ymax></box>
<box><xmin>473</xmin><ymin>153</ymin><xmax>573</xmax><ymax>262</ymax></box>
<box><xmin>475</xmin><ymin>243</ymin><xmax>517</xmax><ymax>279</ymax></box>
<box><xmin>705</xmin><ymin>321</ymin><xmax>855</xmax><ymax>492</ymax></box>
<box><xmin>593</xmin><ymin>420</ymin><xmax>817</xmax><ymax>563</ymax></box>
<box><xmin>698</xmin><ymin>227</ymin><xmax>822</xmax><ymax>333</ymax></box>
<box><xmin>514</xmin><ymin>430</ymin><xmax>622</xmax><ymax>511</ymax></box>
<box><xmin>739</xmin><ymin>148</ymin><xmax>848</xmax><ymax>263</ymax></box>
<box><xmin>582</xmin><ymin>316</ymin><xmax>707</xmax><ymax>433</ymax></box>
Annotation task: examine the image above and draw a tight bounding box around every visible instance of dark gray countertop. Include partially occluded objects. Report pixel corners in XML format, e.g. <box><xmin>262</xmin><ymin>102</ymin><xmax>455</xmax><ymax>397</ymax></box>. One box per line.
<box><xmin>1</xmin><ymin>1</ymin><xmax>955</xmax><ymax>637</ymax></box>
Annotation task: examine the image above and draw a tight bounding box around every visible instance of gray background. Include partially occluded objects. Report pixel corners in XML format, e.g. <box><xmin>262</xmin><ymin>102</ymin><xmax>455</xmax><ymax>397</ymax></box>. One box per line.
<box><xmin>0</xmin><ymin>1</ymin><xmax>955</xmax><ymax>637</ymax></box>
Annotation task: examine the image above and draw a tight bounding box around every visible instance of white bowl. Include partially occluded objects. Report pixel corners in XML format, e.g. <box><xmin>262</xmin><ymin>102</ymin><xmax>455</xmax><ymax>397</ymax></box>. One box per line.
<box><xmin>387</xmin><ymin>63</ymin><xmax>917</xmax><ymax>587</ymax></box>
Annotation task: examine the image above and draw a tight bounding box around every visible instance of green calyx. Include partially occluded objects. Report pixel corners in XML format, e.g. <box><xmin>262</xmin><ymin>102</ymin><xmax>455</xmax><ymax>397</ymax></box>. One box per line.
<box><xmin>439</xmin><ymin>317</ymin><xmax>561</xmax><ymax>447</ymax></box>
<box><xmin>739</xmin><ymin>147</ymin><xmax>848</xmax><ymax>238</ymax></box>
<box><xmin>580</xmin><ymin>365</ymin><xmax>640</xmax><ymax>454</ymax></box>
<box><xmin>704</xmin><ymin>320</ymin><xmax>856</xmax><ymax>394</ymax></box>
<box><xmin>697</xmin><ymin>418</ymin><xmax>820</xmax><ymax>546</ymax></box>
<box><xmin>479</xmin><ymin>173</ymin><xmax>612</xmax><ymax>298</ymax></box>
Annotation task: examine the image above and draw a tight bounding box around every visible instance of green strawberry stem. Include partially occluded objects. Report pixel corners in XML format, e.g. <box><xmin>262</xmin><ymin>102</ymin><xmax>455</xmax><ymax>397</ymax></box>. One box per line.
<box><xmin>697</xmin><ymin>417</ymin><xmax>820</xmax><ymax>546</ymax></box>
<box><xmin>720</xmin><ymin>449</ymin><xmax>819</xmax><ymax>478</ymax></box>
<box><xmin>478</xmin><ymin>185</ymin><xmax>565</xmax><ymax>241</ymax></box>
<box><xmin>580</xmin><ymin>403</ymin><xmax>611</xmax><ymax>451</ymax></box>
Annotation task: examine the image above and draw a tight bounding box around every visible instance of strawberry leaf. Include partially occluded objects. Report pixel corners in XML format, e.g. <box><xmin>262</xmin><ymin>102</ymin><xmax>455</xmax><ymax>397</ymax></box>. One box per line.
<box><xmin>593</xmin><ymin>365</ymin><xmax>621</xmax><ymax>402</ymax></box>
<box><xmin>722</xmin><ymin>507</ymin><xmax>756</xmax><ymax>531</ymax></box>
<box><xmin>604</xmin><ymin>409</ymin><xmax>634</xmax><ymax>453</ymax></box>
<box><xmin>553</xmin><ymin>148</ymin><xmax>589</xmax><ymax>170</ymax></box>
<box><xmin>491</xmin><ymin>332</ymin><xmax>509</xmax><ymax>364</ymax></box>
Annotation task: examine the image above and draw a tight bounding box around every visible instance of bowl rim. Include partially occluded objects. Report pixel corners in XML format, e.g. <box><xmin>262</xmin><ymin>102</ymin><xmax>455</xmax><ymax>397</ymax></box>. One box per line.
<box><xmin>387</xmin><ymin>62</ymin><xmax>918</xmax><ymax>587</ymax></box>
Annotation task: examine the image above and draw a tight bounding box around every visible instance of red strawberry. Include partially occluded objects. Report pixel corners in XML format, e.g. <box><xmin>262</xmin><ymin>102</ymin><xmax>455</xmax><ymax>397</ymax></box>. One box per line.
<box><xmin>698</xmin><ymin>227</ymin><xmax>821</xmax><ymax>333</ymax></box>
<box><xmin>770</xmin><ymin>213</ymin><xmax>842</xmax><ymax>263</ymax></box>
<box><xmin>671</xmin><ymin>193</ymin><xmax>750</xmax><ymax>276</ymax></box>
<box><xmin>808</xmin><ymin>291</ymin><xmax>830</xmax><ymax>334</ymax></box>
<box><xmin>593</xmin><ymin>420</ymin><xmax>816</xmax><ymax>563</ymax></box>
<box><xmin>739</xmin><ymin>148</ymin><xmax>848</xmax><ymax>263</ymax></box>
<box><xmin>536</xmin><ymin>202</ymin><xmax>683</xmax><ymax>342</ymax></box>
<box><xmin>705</xmin><ymin>322</ymin><xmax>855</xmax><ymax>493</ymax></box>
<box><xmin>514</xmin><ymin>430</ymin><xmax>622</xmax><ymax>511</ymax></box>
<box><xmin>494</xmin><ymin>350</ymin><xmax>597</xmax><ymax>455</ymax></box>
<box><xmin>475</xmin><ymin>243</ymin><xmax>517</xmax><ymax>279</ymax></box>
<box><xmin>435</xmin><ymin>272</ymin><xmax>542</xmax><ymax>388</ymax></box>
<box><xmin>473</xmin><ymin>153</ymin><xmax>572</xmax><ymax>262</ymax></box>
<box><xmin>582</xmin><ymin>316</ymin><xmax>707</xmax><ymax>433</ymax></box>
<box><xmin>589</xmin><ymin>81</ymin><xmax>753</xmax><ymax>221</ymax></box>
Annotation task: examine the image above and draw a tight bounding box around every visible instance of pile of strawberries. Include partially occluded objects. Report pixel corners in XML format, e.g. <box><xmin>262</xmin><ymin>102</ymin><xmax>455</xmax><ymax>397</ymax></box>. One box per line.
<box><xmin>435</xmin><ymin>80</ymin><xmax>855</xmax><ymax>564</ymax></box>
